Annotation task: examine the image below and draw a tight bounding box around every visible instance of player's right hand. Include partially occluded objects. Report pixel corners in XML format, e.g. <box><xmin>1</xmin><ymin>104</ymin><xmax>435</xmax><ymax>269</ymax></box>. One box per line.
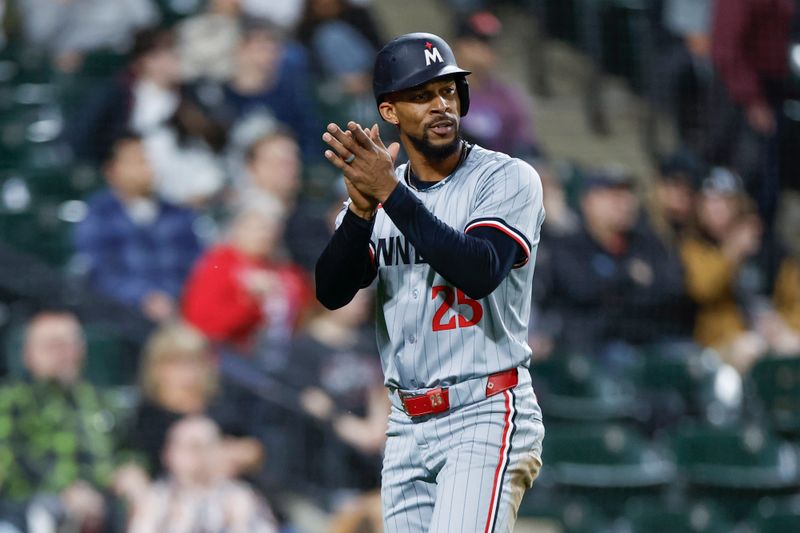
<box><xmin>322</xmin><ymin>122</ymin><xmax>400</xmax><ymax>204</ymax></box>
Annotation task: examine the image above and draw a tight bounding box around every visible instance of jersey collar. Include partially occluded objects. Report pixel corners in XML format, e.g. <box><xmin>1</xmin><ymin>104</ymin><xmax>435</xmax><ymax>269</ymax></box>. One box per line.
<box><xmin>403</xmin><ymin>141</ymin><xmax>474</xmax><ymax>192</ymax></box>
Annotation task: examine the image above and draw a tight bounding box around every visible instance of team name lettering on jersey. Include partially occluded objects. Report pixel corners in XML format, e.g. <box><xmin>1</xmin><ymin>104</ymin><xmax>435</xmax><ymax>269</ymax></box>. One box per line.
<box><xmin>375</xmin><ymin>236</ymin><xmax>427</xmax><ymax>266</ymax></box>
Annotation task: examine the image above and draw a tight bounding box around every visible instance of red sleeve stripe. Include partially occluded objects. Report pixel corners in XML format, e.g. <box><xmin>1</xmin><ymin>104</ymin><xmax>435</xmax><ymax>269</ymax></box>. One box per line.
<box><xmin>368</xmin><ymin>241</ymin><xmax>376</xmax><ymax>266</ymax></box>
<box><xmin>465</xmin><ymin>219</ymin><xmax>531</xmax><ymax>268</ymax></box>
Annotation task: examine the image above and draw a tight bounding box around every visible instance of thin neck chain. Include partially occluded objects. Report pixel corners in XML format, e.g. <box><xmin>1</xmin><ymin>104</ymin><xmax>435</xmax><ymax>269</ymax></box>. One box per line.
<box><xmin>406</xmin><ymin>141</ymin><xmax>472</xmax><ymax>188</ymax></box>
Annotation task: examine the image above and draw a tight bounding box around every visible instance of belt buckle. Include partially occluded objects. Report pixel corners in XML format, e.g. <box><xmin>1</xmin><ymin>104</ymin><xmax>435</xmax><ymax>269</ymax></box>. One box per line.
<box><xmin>428</xmin><ymin>388</ymin><xmax>446</xmax><ymax>410</ymax></box>
<box><xmin>402</xmin><ymin>387</ymin><xmax>450</xmax><ymax>417</ymax></box>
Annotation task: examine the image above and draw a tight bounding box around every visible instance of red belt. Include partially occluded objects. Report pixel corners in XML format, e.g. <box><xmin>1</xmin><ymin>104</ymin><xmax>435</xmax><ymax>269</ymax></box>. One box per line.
<box><xmin>400</xmin><ymin>368</ymin><xmax>519</xmax><ymax>417</ymax></box>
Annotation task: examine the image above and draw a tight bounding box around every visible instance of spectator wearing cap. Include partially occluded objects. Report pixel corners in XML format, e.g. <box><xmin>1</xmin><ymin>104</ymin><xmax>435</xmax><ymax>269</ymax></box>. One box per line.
<box><xmin>681</xmin><ymin>168</ymin><xmax>800</xmax><ymax>371</ymax></box>
<box><xmin>535</xmin><ymin>167</ymin><xmax>689</xmax><ymax>359</ymax></box>
<box><xmin>74</xmin><ymin>134</ymin><xmax>202</xmax><ymax>323</ymax></box>
<box><xmin>221</xmin><ymin>19</ymin><xmax>323</xmax><ymax>162</ymax></box>
<box><xmin>453</xmin><ymin>11</ymin><xmax>540</xmax><ymax>157</ymax></box>
<box><xmin>647</xmin><ymin>150</ymin><xmax>704</xmax><ymax>244</ymax></box>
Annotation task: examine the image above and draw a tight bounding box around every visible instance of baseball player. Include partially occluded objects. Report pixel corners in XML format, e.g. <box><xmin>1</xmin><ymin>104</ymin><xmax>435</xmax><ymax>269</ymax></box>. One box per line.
<box><xmin>315</xmin><ymin>32</ymin><xmax>545</xmax><ymax>533</ymax></box>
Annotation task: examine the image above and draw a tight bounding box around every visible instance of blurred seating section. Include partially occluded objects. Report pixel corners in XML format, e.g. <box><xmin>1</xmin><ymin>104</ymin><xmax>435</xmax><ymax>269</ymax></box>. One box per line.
<box><xmin>0</xmin><ymin>0</ymin><xmax>798</xmax><ymax>531</ymax></box>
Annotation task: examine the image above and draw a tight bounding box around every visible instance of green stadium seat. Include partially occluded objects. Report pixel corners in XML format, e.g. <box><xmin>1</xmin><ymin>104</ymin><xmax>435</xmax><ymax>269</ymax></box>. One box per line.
<box><xmin>634</xmin><ymin>342</ymin><xmax>742</xmax><ymax>426</ymax></box>
<box><xmin>22</xmin><ymin>163</ymin><xmax>99</xmax><ymax>201</ymax></box>
<box><xmin>743</xmin><ymin>496</ymin><xmax>800</xmax><ymax>533</ymax></box>
<box><xmin>545</xmin><ymin>424</ymin><xmax>676</xmax><ymax>487</ymax></box>
<box><xmin>669</xmin><ymin>424</ymin><xmax>800</xmax><ymax>520</ymax></box>
<box><xmin>0</xmin><ymin>119</ymin><xmax>71</xmax><ymax>172</ymax></box>
<box><xmin>0</xmin><ymin>195</ymin><xmax>86</xmax><ymax>267</ymax></box>
<box><xmin>622</xmin><ymin>499</ymin><xmax>735</xmax><ymax>533</ymax></box>
<box><xmin>542</xmin><ymin>423</ymin><xmax>675</xmax><ymax>514</ymax></box>
<box><xmin>749</xmin><ymin>357</ymin><xmax>800</xmax><ymax>437</ymax></box>
<box><xmin>557</xmin><ymin>498</ymin><xmax>614</xmax><ymax>533</ymax></box>
<box><xmin>531</xmin><ymin>353</ymin><xmax>640</xmax><ymax>421</ymax></box>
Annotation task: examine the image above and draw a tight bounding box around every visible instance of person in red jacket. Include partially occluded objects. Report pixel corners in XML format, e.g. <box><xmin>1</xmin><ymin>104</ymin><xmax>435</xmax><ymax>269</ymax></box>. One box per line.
<box><xmin>182</xmin><ymin>203</ymin><xmax>311</xmax><ymax>353</ymax></box>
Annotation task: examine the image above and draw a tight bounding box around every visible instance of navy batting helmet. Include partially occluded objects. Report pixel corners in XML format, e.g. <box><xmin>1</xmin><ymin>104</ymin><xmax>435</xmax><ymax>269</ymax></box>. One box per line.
<box><xmin>373</xmin><ymin>32</ymin><xmax>471</xmax><ymax>116</ymax></box>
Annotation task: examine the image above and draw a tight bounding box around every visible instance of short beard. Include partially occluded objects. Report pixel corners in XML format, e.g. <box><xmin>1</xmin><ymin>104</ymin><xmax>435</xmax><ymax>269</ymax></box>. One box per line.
<box><xmin>405</xmin><ymin>126</ymin><xmax>462</xmax><ymax>162</ymax></box>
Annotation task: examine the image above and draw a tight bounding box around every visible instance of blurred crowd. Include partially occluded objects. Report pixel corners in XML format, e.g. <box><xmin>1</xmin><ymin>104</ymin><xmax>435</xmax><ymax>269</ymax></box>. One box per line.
<box><xmin>0</xmin><ymin>0</ymin><xmax>797</xmax><ymax>532</ymax></box>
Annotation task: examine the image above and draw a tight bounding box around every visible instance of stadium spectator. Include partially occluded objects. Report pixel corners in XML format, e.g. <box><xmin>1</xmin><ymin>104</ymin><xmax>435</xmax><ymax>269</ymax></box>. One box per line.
<box><xmin>241</xmin><ymin>0</ymin><xmax>305</xmax><ymax>30</ymax></box>
<box><xmin>647</xmin><ymin>150</ymin><xmax>704</xmax><ymax>244</ymax></box>
<box><xmin>658</xmin><ymin>0</ymin><xmax>714</xmax><ymax>153</ymax></box>
<box><xmin>295</xmin><ymin>0</ymin><xmax>383</xmax><ymax>53</ymax></box>
<box><xmin>536</xmin><ymin>167</ymin><xmax>690</xmax><ymax>362</ymax></box>
<box><xmin>129</xmin><ymin>323</ymin><xmax>265</xmax><ymax>479</ymax></box>
<box><xmin>0</xmin><ymin>311</ymin><xmax>131</xmax><ymax>532</ymax></box>
<box><xmin>182</xmin><ymin>202</ymin><xmax>311</xmax><ymax>354</ymax></box>
<box><xmin>16</xmin><ymin>0</ymin><xmax>158</xmax><ymax>72</ymax></box>
<box><xmin>68</xmin><ymin>28</ymin><xmax>182</xmax><ymax>162</ymax></box>
<box><xmin>296</xmin><ymin>0</ymin><xmax>383</xmax><ymax>125</ymax></box>
<box><xmin>535</xmin><ymin>158</ymin><xmax>579</xmax><ymax>244</ymax></box>
<box><xmin>221</xmin><ymin>19</ymin><xmax>322</xmax><ymax>161</ymax></box>
<box><xmin>177</xmin><ymin>0</ymin><xmax>242</xmax><ymax>82</ymax></box>
<box><xmin>127</xmin><ymin>416</ymin><xmax>278</xmax><ymax>533</ymax></box>
<box><xmin>681</xmin><ymin>168</ymin><xmax>800</xmax><ymax>371</ymax></box>
<box><xmin>238</xmin><ymin>130</ymin><xmax>301</xmax><ymax>215</ymax></box>
<box><xmin>529</xmin><ymin>159</ymin><xmax>579</xmax><ymax>359</ymax></box>
<box><xmin>74</xmin><ymin>134</ymin><xmax>202</xmax><ymax>323</ymax></box>
<box><xmin>709</xmin><ymin>0</ymin><xmax>795</xmax><ymax>227</ymax></box>
<box><xmin>68</xmin><ymin>28</ymin><xmax>228</xmax><ymax>204</ymax></box>
<box><xmin>239</xmin><ymin>130</ymin><xmax>332</xmax><ymax>272</ymax></box>
<box><xmin>774</xmin><ymin>197</ymin><xmax>800</xmax><ymax>334</ymax></box>
<box><xmin>453</xmin><ymin>11</ymin><xmax>539</xmax><ymax>157</ymax></box>
<box><xmin>289</xmin><ymin>289</ymin><xmax>387</xmax><ymax>503</ymax></box>
<box><xmin>775</xmin><ymin>259</ymin><xmax>800</xmax><ymax>334</ymax></box>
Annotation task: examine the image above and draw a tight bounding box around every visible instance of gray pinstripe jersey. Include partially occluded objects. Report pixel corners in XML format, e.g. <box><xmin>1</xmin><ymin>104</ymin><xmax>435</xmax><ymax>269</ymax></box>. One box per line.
<box><xmin>338</xmin><ymin>145</ymin><xmax>545</xmax><ymax>391</ymax></box>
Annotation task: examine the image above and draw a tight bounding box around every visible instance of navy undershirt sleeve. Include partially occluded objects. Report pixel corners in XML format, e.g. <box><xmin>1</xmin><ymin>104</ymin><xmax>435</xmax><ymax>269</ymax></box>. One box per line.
<box><xmin>315</xmin><ymin>208</ymin><xmax>377</xmax><ymax>310</ymax></box>
<box><xmin>382</xmin><ymin>184</ymin><xmax>524</xmax><ymax>300</ymax></box>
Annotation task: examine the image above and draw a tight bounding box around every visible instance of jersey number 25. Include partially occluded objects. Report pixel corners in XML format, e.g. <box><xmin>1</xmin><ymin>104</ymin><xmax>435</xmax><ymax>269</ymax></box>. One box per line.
<box><xmin>431</xmin><ymin>285</ymin><xmax>484</xmax><ymax>332</ymax></box>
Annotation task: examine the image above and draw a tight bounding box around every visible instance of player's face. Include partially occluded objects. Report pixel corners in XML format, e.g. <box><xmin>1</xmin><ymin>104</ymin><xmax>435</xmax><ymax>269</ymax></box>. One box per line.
<box><xmin>382</xmin><ymin>78</ymin><xmax>462</xmax><ymax>161</ymax></box>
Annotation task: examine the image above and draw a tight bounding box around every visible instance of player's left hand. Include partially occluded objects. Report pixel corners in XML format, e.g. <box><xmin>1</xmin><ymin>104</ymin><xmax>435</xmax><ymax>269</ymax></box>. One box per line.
<box><xmin>322</xmin><ymin>122</ymin><xmax>400</xmax><ymax>202</ymax></box>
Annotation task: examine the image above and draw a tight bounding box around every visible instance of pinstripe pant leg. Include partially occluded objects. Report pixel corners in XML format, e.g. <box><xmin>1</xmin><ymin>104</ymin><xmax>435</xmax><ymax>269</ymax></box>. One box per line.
<box><xmin>382</xmin><ymin>408</ymin><xmax>437</xmax><ymax>533</ymax></box>
<box><xmin>428</xmin><ymin>387</ymin><xmax>545</xmax><ymax>533</ymax></box>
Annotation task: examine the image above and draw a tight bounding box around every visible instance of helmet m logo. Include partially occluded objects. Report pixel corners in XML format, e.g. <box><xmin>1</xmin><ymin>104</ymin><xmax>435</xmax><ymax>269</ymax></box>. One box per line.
<box><xmin>424</xmin><ymin>42</ymin><xmax>444</xmax><ymax>66</ymax></box>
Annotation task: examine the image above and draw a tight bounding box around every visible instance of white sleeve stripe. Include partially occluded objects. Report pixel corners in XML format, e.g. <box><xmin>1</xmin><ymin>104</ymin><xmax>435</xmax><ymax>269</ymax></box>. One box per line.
<box><xmin>465</xmin><ymin>219</ymin><xmax>532</xmax><ymax>262</ymax></box>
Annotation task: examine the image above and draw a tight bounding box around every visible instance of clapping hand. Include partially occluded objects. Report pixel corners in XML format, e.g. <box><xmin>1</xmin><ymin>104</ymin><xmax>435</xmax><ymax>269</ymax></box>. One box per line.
<box><xmin>322</xmin><ymin>122</ymin><xmax>401</xmax><ymax>218</ymax></box>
